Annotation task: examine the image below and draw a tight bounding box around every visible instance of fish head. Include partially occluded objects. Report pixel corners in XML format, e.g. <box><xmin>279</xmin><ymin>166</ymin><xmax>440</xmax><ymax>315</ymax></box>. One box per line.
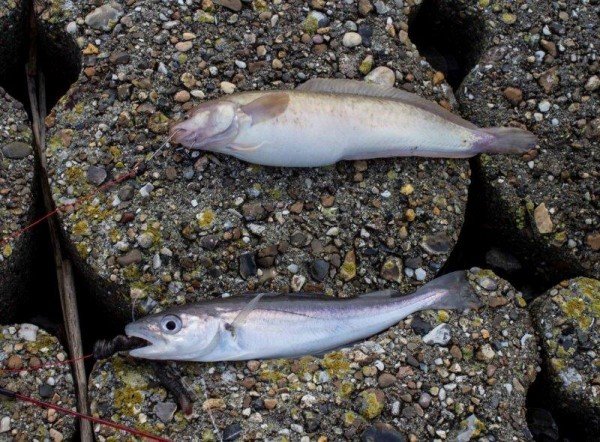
<box><xmin>125</xmin><ymin>307</ymin><xmax>221</xmax><ymax>361</ymax></box>
<box><xmin>170</xmin><ymin>100</ymin><xmax>240</xmax><ymax>151</ymax></box>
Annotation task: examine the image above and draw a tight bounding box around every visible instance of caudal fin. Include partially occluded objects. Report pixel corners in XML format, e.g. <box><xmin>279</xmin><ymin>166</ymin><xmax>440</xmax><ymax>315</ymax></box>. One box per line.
<box><xmin>413</xmin><ymin>271</ymin><xmax>481</xmax><ymax>311</ymax></box>
<box><xmin>476</xmin><ymin>127</ymin><xmax>537</xmax><ymax>155</ymax></box>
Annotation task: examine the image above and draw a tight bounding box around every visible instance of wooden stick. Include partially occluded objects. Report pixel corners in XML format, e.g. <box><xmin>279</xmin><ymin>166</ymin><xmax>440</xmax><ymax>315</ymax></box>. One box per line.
<box><xmin>26</xmin><ymin>8</ymin><xmax>93</xmax><ymax>441</ymax></box>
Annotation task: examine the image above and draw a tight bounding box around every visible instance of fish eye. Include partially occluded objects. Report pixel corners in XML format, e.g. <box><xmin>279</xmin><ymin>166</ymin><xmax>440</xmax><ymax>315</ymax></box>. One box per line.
<box><xmin>160</xmin><ymin>315</ymin><xmax>182</xmax><ymax>334</ymax></box>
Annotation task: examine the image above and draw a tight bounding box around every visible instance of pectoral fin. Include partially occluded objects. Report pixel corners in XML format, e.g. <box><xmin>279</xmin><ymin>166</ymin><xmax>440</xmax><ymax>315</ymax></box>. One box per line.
<box><xmin>240</xmin><ymin>93</ymin><xmax>290</xmax><ymax>126</ymax></box>
<box><xmin>226</xmin><ymin>293</ymin><xmax>266</xmax><ymax>337</ymax></box>
<box><xmin>230</xmin><ymin>141</ymin><xmax>265</xmax><ymax>152</ymax></box>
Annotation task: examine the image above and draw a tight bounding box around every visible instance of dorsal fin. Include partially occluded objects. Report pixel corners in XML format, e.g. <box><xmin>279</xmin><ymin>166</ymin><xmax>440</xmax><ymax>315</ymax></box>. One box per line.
<box><xmin>296</xmin><ymin>78</ymin><xmax>477</xmax><ymax>130</ymax></box>
<box><xmin>358</xmin><ymin>289</ymin><xmax>400</xmax><ymax>299</ymax></box>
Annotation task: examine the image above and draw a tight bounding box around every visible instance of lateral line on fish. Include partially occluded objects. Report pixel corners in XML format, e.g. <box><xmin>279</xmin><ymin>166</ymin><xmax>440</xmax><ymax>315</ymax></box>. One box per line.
<box><xmin>0</xmin><ymin>129</ymin><xmax>183</xmax><ymax>248</ymax></box>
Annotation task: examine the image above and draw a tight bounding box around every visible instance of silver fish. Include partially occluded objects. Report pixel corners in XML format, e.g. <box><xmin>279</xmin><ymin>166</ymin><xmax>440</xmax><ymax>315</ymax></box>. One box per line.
<box><xmin>125</xmin><ymin>271</ymin><xmax>480</xmax><ymax>362</ymax></box>
<box><xmin>170</xmin><ymin>78</ymin><xmax>537</xmax><ymax>167</ymax></box>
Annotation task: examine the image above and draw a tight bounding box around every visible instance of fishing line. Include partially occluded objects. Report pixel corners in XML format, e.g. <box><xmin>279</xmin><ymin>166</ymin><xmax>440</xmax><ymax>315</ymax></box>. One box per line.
<box><xmin>1</xmin><ymin>130</ymin><xmax>183</xmax><ymax>440</ymax></box>
<box><xmin>0</xmin><ymin>352</ymin><xmax>171</xmax><ymax>441</ymax></box>
<box><xmin>0</xmin><ymin>129</ymin><xmax>183</xmax><ymax>248</ymax></box>
<box><xmin>0</xmin><ymin>386</ymin><xmax>172</xmax><ymax>442</ymax></box>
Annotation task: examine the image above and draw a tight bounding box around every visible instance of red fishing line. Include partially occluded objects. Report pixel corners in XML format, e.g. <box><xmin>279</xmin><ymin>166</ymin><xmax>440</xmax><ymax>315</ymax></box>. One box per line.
<box><xmin>0</xmin><ymin>386</ymin><xmax>172</xmax><ymax>442</ymax></box>
<box><xmin>0</xmin><ymin>129</ymin><xmax>181</xmax><ymax>247</ymax></box>
<box><xmin>1</xmin><ymin>354</ymin><xmax>173</xmax><ymax>441</ymax></box>
<box><xmin>0</xmin><ymin>166</ymin><xmax>139</xmax><ymax>247</ymax></box>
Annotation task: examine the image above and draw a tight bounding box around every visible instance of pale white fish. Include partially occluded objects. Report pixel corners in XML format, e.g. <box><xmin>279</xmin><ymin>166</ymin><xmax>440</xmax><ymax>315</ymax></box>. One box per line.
<box><xmin>170</xmin><ymin>78</ymin><xmax>537</xmax><ymax>167</ymax></box>
<box><xmin>124</xmin><ymin>271</ymin><xmax>480</xmax><ymax>362</ymax></box>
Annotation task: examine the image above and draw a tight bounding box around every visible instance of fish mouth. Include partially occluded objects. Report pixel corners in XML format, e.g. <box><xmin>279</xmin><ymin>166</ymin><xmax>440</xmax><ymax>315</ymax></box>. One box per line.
<box><xmin>169</xmin><ymin>124</ymin><xmax>191</xmax><ymax>146</ymax></box>
<box><xmin>124</xmin><ymin>324</ymin><xmax>165</xmax><ymax>359</ymax></box>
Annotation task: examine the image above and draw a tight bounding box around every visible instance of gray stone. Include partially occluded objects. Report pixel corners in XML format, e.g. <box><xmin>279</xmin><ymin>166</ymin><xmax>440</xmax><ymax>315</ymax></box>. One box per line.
<box><xmin>422</xmin><ymin>323</ymin><xmax>451</xmax><ymax>346</ymax></box>
<box><xmin>85</xmin><ymin>4</ymin><xmax>124</xmax><ymax>31</ymax></box>
<box><xmin>342</xmin><ymin>32</ymin><xmax>362</xmax><ymax>48</ymax></box>
<box><xmin>364</xmin><ymin>66</ymin><xmax>395</xmax><ymax>87</ymax></box>
<box><xmin>154</xmin><ymin>401</ymin><xmax>177</xmax><ymax>423</ymax></box>
<box><xmin>1</xmin><ymin>141</ymin><xmax>31</xmax><ymax>159</ymax></box>
<box><xmin>86</xmin><ymin>165</ymin><xmax>107</xmax><ymax>186</ymax></box>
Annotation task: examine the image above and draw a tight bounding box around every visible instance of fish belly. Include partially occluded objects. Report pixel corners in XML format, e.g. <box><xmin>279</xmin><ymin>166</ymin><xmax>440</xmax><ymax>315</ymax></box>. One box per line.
<box><xmin>230</xmin><ymin>95</ymin><xmax>478</xmax><ymax>166</ymax></box>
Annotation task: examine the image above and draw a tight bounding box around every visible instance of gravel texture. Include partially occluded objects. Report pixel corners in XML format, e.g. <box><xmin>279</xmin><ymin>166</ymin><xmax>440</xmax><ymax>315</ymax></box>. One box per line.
<box><xmin>43</xmin><ymin>0</ymin><xmax>470</xmax><ymax>323</ymax></box>
<box><xmin>531</xmin><ymin>277</ymin><xmax>600</xmax><ymax>439</ymax></box>
<box><xmin>0</xmin><ymin>323</ymin><xmax>76</xmax><ymax>441</ymax></box>
<box><xmin>88</xmin><ymin>269</ymin><xmax>539</xmax><ymax>441</ymax></box>
<box><xmin>449</xmin><ymin>0</ymin><xmax>599</xmax><ymax>279</ymax></box>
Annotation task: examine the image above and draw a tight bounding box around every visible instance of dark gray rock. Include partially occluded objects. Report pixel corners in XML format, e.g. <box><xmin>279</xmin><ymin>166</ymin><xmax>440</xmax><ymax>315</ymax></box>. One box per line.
<box><xmin>2</xmin><ymin>141</ymin><xmax>31</xmax><ymax>159</ymax></box>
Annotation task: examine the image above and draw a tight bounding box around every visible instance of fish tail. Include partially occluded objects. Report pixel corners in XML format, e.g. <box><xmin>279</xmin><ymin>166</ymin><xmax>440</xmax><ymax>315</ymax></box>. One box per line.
<box><xmin>414</xmin><ymin>271</ymin><xmax>481</xmax><ymax>311</ymax></box>
<box><xmin>474</xmin><ymin>127</ymin><xmax>537</xmax><ymax>154</ymax></box>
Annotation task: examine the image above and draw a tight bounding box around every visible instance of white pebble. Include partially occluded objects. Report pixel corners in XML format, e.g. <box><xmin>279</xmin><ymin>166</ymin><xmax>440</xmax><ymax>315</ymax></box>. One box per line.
<box><xmin>0</xmin><ymin>416</ymin><xmax>10</xmax><ymax>433</ymax></box>
<box><xmin>18</xmin><ymin>323</ymin><xmax>39</xmax><ymax>342</ymax></box>
<box><xmin>139</xmin><ymin>183</ymin><xmax>154</xmax><ymax>197</ymax></box>
<box><xmin>423</xmin><ymin>323</ymin><xmax>452</xmax><ymax>346</ymax></box>
<box><xmin>538</xmin><ymin>100</ymin><xmax>551</xmax><ymax>112</ymax></box>
<box><xmin>342</xmin><ymin>32</ymin><xmax>362</xmax><ymax>48</ymax></box>
<box><xmin>414</xmin><ymin>268</ymin><xmax>426</xmax><ymax>281</ymax></box>
<box><xmin>220</xmin><ymin>81</ymin><xmax>236</xmax><ymax>94</ymax></box>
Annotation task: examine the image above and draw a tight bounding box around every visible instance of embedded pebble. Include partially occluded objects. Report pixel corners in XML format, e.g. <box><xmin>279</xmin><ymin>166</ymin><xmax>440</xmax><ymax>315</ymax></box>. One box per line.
<box><xmin>364</xmin><ymin>66</ymin><xmax>395</xmax><ymax>87</ymax></box>
<box><xmin>2</xmin><ymin>141</ymin><xmax>31</xmax><ymax>159</ymax></box>
<box><xmin>342</xmin><ymin>32</ymin><xmax>362</xmax><ymax>48</ymax></box>
<box><xmin>84</xmin><ymin>4</ymin><xmax>123</xmax><ymax>30</ymax></box>
<box><xmin>422</xmin><ymin>323</ymin><xmax>451</xmax><ymax>346</ymax></box>
<box><xmin>17</xmin><ymin>323</ymin><xmax>39</xmax><ymax>342</ymax></box>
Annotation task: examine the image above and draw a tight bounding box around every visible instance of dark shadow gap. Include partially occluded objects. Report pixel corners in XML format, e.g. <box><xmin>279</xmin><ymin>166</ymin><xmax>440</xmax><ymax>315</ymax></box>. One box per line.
<box><xmin>526</xmin><ymin>367</ymin><xmax>590</xmax><ymax>442</ymax></box>
<box><xmin>0</xmin><ymin>2</ymin><xmax>81</xmax><ymax>115</ymax></box>
<box><xmin>441</xmin><ymin>158</ymin><xmax>562</xmax><ymax>299</ymax></box>
<box><xmin>408</xmin><ymin>0</ymin><xmax>487</xmax><ymax>91</ymax></box>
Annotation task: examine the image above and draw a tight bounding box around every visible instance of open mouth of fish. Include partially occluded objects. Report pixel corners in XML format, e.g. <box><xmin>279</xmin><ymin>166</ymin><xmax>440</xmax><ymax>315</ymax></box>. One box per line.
<box><xmin>122</xmin><ymin>335</ymin><xmax>151</xmax><ymax>350</ymax></box>
<box><xmin>123</xmin><ymin>324</ymin><xmax>168</xmax><ymax>357</ymax></box>
<box><xmin>93</xmin><ymin>334</ymin><xmax>152</xmax><ymax>360</ymax></box>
